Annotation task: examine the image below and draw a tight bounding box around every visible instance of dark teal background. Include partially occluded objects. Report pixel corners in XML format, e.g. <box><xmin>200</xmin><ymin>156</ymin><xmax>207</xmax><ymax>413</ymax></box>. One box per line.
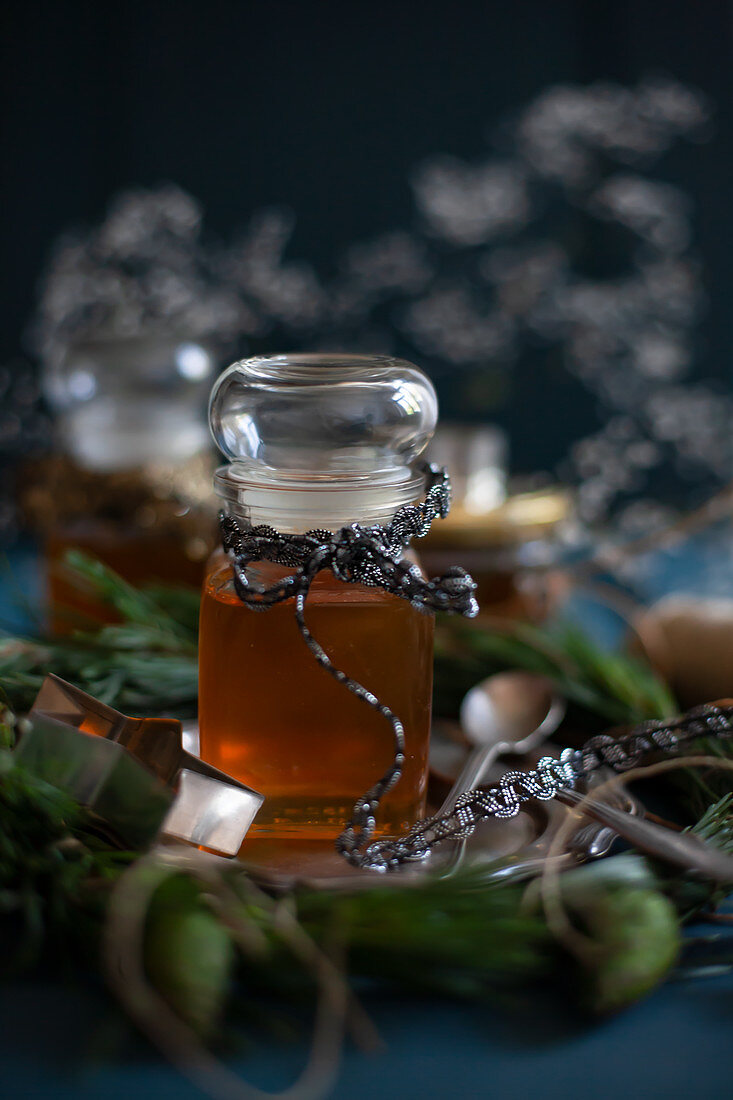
<box><xmin>2</xmin><ymin>952</ymin><xmax>733</xmax><ymax>1098</ymax></box>
<box><xmin>1</xmin><ymin>0</ymin><xmax>732</xmax><ymax>511</ymax></box>
<box><xmin>2</xmin><ymin>0</ymin><xmax>732</xmax><ymax>387</ymax></box>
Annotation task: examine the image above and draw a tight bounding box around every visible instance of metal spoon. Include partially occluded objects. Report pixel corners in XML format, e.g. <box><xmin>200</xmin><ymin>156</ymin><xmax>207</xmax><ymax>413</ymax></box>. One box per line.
<box><xmin>436</xmin><ymin>672</ymin><xmax>566</xmax><ymax>874</ymax></box>
<box><xmin>445</xmin><ymin>672</ymin><xmax>566</xmax><ymax>812</ymax></box>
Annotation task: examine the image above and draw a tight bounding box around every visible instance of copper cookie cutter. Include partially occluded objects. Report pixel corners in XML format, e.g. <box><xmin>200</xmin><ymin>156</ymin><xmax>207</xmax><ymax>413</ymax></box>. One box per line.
<box><xmin>16</xmin><ymin>674</ymin><xmax>263</xmax><ymax>856</ymax></box>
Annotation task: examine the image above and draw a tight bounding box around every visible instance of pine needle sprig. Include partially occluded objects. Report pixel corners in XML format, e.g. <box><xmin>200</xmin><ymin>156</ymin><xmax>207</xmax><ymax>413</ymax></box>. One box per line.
<box><xmin>0</xmin><ymin>742</ymin><xmax>133</xmax><ymax>975</ymax></box>
<box><xmin>293</xmin><ymin>869</ymin><xmax>551</xmax><ymax>998</ymax></box>
<box><xmin>59</xmin><ymin>550</ymin><xmax>199</xmax><ymax>643</ymax></box>
<box><xmin>0</xmin><ymin>552</ymin><xmax>199</xmax><ymax>716</ymax></box>
<box><xmin>434</xmin><ymin>618</ymin><xmax>677</xmax><ymax>725</ymax></box>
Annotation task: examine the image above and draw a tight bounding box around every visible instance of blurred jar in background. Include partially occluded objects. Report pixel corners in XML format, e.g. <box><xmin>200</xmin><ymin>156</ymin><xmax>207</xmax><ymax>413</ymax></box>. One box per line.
<box><xmin>428</xmin><ymin>424</ymin><xmax>508</xmax><ymax>516</ymax></box>
<box><xmin>421</xmin><ymin>424</ymin><xmax>570</xmax><ymax>621</ymax></box>
<box><xmin>21</xmin><ymin>333</ymin><xmax>219</xmax><ymax>632</ymax></box>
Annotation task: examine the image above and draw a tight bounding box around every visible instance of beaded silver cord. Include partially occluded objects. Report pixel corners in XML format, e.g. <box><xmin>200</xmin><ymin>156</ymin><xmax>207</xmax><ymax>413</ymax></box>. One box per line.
<box><xmin>219</xmin><ymin>464</ymin><xmax>479</xmax><ymax>866</ymax></box>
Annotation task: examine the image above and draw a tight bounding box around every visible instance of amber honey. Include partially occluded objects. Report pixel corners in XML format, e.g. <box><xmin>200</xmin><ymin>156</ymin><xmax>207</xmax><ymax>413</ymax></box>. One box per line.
<box><xmin>198</xmin><ymin>551</ymin><xmax>434</xmax><ymax>838</ymax></box>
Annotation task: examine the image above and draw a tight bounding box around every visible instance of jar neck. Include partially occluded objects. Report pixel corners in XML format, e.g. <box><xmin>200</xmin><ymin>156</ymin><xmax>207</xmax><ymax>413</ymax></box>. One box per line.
<box><xmin>214</xmin><ymin>464</ymin><xmax>426</xmax><ymax>533</ymax></box>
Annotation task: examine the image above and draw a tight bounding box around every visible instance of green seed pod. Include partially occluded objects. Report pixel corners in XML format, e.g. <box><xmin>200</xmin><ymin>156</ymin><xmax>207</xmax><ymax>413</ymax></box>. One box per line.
<box><xmin>581</xmin><ymin>888</ymin><xmax>679</xmax><ymax>1015</ymax></box>
<box><xmin>145</xmin><ymin>891</ymin><xmax>235</xmax><ymax>1038</ymax></box>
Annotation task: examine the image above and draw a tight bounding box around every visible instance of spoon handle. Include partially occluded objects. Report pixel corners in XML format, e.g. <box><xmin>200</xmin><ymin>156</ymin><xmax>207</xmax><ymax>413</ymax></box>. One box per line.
<box><xmin>556</xmin><ymin>789</ymin><xmax>733</xmax><ymax>882</ymax></box>
<box><xmin>437</xmin><ymin>742</ymin><xmax>518</xmax><ymax>878</ymax></box>
<box><xmin>438</xmin><ymin>741</ymin><xmax>509</xmax><ymax>817</ymax></box>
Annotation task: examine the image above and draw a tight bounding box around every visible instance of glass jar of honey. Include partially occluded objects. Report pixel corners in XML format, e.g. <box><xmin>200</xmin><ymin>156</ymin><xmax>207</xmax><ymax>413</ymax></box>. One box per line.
<box><xmin>422</xmin><ymin>422</ymin><xmax>571</xmax><ymax>622</ymax></box>
<box><xmin>420</xmin><ymin>486</ymin><xmax>571</xmax><ymax>621</ymax></box>
<box><xmin>198</xmin><ymin>353</ymin><xmax>439</xmax><ymax>839</ymax></box>
<box><xmin>23</xmin><ymin>334</ymin><xmax>218</xmax><ymax>632</ymax></box>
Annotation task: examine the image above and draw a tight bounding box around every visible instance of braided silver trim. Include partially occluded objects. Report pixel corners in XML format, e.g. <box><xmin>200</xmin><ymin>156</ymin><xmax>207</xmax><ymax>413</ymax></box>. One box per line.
<box><xmin>354</xmin><ymin>702</ymin><xmax>733</xmax><ymax>871</ymax></box>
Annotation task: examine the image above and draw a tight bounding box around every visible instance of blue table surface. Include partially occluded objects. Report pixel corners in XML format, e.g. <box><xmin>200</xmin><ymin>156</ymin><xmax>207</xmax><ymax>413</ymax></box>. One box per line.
<box><xmin>2</xmin><ymin>542</ymin><xmax>733</xmax><ymax>1100</ymax></box>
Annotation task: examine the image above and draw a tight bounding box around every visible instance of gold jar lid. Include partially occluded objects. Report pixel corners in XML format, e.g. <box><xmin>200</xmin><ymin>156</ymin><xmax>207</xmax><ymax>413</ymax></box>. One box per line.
<box><xmin>425</xmin><ymin>487</ymin><xmax>572</xmax><ymax>548</ymax></box>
